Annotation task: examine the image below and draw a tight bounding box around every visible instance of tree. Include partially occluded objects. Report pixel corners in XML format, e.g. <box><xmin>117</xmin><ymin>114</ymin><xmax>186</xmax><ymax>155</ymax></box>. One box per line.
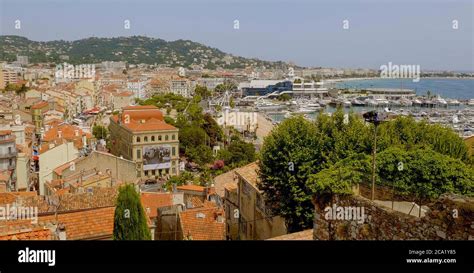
<box><xmin>113</xmin><ymin>184</ymin><xmax>151</xmax><ymax>240</ymax></box>
<box><xmin>186</xmin><ymin>144</ymin><xmax>213</xmax><ymax>166</ymax></box>
<box><xmin>376</xmin><ymin>147</ymin><xmax>474</xmax><ymax>200</ymax></box>
<box><xmin>165</xmin><ymin>171</ymin><xmax>194</xmax><ymax>190</ymax></box>
<box><xmin>202</xmin><ymin>113</ymin><xmax>223</xmax><ymax>147</ymax></box>
<box><xmin>278</xmin><ymin>93</ymin><xmax>292</xmax><ymax>101</ymax></box>
<box><xmin>226</xmin><ymin>139</ymin><xmax>255</xmax><ymax>166</ymax></box>
<box><xmin>258</xmin><ymin>115</ymin><xmax>321</xmax><ymax>232</ymax></box>
<box><xmin>92</xmin><ymin>125</ymin><xmax>108</xmax><ymax>140</ymax></box>
<box><xmin>258</xmin><ymin>108</ymin><xmax>471</xmax><ymax>232</ymax></box>
<box><xmin>179</xmin><ymin>126</ymin><xmax>207</xmax><ymax>153</ymax></box>
<box><xmin>194</xmin><ymin>85</ymin><xmax>212</xmax><ymax>99</ymax></box>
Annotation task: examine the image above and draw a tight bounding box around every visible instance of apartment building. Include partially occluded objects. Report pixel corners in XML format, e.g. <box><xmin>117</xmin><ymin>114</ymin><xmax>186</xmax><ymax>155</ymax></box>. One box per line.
<box><xmin>170</xmin><ymin>80</ymin><xmax>192</xmax><ymax>98</ymax></box>
<box><xmin>108</xmin><ymin>105</ymin><xmax>179</xmax><ymax>178</ymax></box>
<box><xmin>0</xmin><ymin>66</ymin><xmax>19</xmax><ymax>89</ymax></box>
<box><xmin>0</xmin><ymin>130</ymin><xmax>17</xmax><ymax>191</ymax></box>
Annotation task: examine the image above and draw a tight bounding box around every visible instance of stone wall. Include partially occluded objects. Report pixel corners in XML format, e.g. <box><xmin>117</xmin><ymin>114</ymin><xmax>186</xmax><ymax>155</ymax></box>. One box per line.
<box><xmin>313</xmin><ymin>193</ymin><xmax>474</xmax><ymax>240</ymax></box>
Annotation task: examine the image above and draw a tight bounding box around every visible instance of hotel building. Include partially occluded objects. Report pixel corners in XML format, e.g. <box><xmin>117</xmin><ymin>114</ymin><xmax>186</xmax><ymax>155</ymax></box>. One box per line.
<box><xmin>109</xmin><ymin>105</ymin><xmax>179</xmax><ymax>179</ymax></box>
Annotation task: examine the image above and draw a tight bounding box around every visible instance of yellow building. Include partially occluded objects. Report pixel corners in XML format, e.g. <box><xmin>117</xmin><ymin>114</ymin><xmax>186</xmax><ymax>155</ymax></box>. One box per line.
<box><xmin>109</xmin><ymin>105</ymin><xmax>179</xmax><ymax>178</ymax></box>
<box><xmin>235</xmin><ymin>162</ymin><xmax>287</xmax><ymax>240</ymax></box>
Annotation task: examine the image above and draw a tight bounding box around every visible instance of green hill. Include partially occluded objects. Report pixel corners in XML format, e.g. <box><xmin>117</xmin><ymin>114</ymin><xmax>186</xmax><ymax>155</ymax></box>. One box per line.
<box><xmin>0</xmin><ymin>35</ymin><xmax>293</xmax><ymax>69</ymax></box>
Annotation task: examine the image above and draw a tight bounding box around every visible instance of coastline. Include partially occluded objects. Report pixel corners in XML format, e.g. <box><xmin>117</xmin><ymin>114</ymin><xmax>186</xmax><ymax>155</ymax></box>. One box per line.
<box><xmin>325</xmin><ymin>76</ymin><xmax>474</xmax><ymax>84</ymax></box>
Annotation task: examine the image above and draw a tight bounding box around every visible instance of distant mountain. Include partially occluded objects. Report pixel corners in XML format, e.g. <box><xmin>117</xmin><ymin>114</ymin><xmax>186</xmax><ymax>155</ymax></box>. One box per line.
<box><xmin>0</xmin><ymin>35</ymin><xmax>293</xmax><ymax>69</ymax></box>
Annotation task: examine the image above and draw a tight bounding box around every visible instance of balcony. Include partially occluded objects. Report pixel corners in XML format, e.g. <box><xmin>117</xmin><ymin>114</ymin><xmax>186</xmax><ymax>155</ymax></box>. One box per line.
<box><xmin>0</xmin><ymin>151</ymin><xmax>17</xmax><ymax>159</ymax></box>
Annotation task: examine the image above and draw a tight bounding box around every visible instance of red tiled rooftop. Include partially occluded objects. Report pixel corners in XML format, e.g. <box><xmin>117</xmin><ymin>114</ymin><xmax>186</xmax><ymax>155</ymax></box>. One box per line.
<box><xmin>140</xmin><ymin>192</ymin><xmax>174</xmax><ymax>218</ymax></box>
<box><xmin>0</xmin><ymin>228</ymin><xmax>52</xmax><ymax>241</ymax></box>
<box><xmin>39</xmin><ymin>207</ymin><xmax>116</xmax><ymax>240</ymax></box>
<box><xmin>177</xmin><ymin>185</ymin><xmax>205</xmax><ymax>192</ymax></box>
<box><xmin>179</xmin><ymin>207</ymin><xmax>225</xmax><ymax>240</ymax></box>
<box><xmin>31</xmin><ymin>101</ymin><xmax>49</xmax><ymax>110</ymax></box>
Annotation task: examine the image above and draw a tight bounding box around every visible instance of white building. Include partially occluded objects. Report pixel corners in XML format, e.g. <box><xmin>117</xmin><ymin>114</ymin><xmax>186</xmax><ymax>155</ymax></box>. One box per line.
<box><xmin>127</xmin><ymin>79</ymin><xmax>148</xmax><ymax>99</ymax></box>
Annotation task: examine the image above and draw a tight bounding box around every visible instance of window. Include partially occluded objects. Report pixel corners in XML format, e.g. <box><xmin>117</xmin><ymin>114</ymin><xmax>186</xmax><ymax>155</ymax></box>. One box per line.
<box><xmin>165</xmin><ymin>135</ymin><xmax>169</xmax><ymax>141</ymax></box>
<box><xmin>144</xmin><ymin>170</ymin><xmax>149</xmax><ymax>176</ymax></box>
<box><xmin>172</xmin><ymin>167</ymin><xmax>176</xmax><ymax>174</ymax></box>
<box><xmin>136</xmin><ymin>136</ymin><xmax>141</xmax><ymax>142</ymax></box>
<box><xmin>152</xmin><ymin>170</ymin><xmax>156</xmax><ymax>175</ymax></box>
<box><xmin>172</xmin><ymin>147</ymin><xmax>176</xmax><ymax>156</ymax></box>
<box><xmin>158</xmin><ymin>135</ymin><xmax>162</xmax><ymax>141</ymax></box>
<box><xmin>136</xmin><ymin>149</ymin><xmax>141</xmax><ymax>159</ymax></box>
<box><xmin>151</xmin><ymin>136</ymin><xmax>155</xmax><ymax>142</ymax></box>
<box><xmin>172</xmin><ymin>134</ymin><xmax>176</xmax><ymax>140</ymax></box>
<box><xmin>144</xmin><ymin>136</ymin><xmax>148</xmax><ymax>142</ymax></box>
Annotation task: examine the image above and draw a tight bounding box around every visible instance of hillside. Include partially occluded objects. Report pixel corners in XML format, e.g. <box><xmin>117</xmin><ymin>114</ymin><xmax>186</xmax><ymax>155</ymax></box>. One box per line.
<box><xmin>0</xmin><ymin>35</ymin><xmax>292</xmax><ymax>69</ymax></box>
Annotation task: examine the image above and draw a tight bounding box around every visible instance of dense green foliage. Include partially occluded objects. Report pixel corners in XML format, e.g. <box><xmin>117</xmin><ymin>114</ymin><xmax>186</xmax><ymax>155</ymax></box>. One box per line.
<box><xmin>0</xmin><ymin>35</ymin><xmax>291</xmax><ymax>69</ymax></box>
<box><xmin>376</xmin><ymin>147</ymin><xmax>474</xmax><ymax>199</ymax></box>
<box><xmin>113</xmin><ymin>184</ymin><xmax>151</xmax><ymax>240</ymax></box>
<box><xmin>259</xmin><ymin>109</ymin><xmax>472</xmax><ymax>232</ymax></box>
<box><xmin>92</xmin><ymin>125</ymin><xmax>108</xmax><ymax>140</ymax></box>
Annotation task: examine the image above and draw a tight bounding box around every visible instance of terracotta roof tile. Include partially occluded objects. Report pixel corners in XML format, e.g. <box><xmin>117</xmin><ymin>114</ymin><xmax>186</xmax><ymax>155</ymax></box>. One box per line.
<box><xmin>140</xmin><ymin>192</ymin><xmax>173</xmax><ymax>218</ymax></box>
<box><xmin>179</xmin><ymin>207</ymin><xmax>225</xmax><ymax>240</ymax></box>
<box><xmin>177</xmin><ymin>185</ymin><xmax>205</xmax><ymax>192</ymax></box>
<box><xmin>0</xmin><ymin>228</ymin><xmax>52</xmax><ymax>241</ymax></box>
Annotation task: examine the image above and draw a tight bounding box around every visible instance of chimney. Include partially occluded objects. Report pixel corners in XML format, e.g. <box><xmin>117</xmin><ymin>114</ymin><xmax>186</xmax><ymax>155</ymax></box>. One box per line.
<box><xmin>74</xmin><ymin>129</ymin><xmax>79</xmax><ymax>137</ymax></box>
<box><xmin>82</xmin><ymin>134</ymin><xmax>87</xmax><ymax>146</ymax></box>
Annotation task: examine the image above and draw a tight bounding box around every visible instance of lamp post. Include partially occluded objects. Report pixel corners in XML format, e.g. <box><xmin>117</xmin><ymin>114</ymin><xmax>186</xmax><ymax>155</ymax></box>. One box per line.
<box><xmin>363</xmin><ymin>110</ymin><xmax>387</xmax><ymax>200</ymax></box>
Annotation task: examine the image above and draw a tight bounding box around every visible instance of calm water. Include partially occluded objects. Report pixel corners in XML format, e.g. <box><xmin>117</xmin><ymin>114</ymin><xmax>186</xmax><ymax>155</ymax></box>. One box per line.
<box><xmin>335</xmin><ymin>78</ymin><xmax>474</xmax><ymax>99</ymax></box>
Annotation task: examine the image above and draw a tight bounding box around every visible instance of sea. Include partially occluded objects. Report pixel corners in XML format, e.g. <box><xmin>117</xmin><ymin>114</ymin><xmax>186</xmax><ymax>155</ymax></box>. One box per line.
<box><xmin>335</xmin><ymin>78</ymin><xmax>474</xmax><ymax>99</ymax></box>
<box><xmin>267</xmin><ymin>78</ymin><xmax>474</xmax><ymax>123</ymax></box>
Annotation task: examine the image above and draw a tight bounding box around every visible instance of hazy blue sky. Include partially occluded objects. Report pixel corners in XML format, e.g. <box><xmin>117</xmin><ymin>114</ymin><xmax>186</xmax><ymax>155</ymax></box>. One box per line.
<box><xmin>1</xmin><ymin>0</ymin><xmax>473</xmax><ymax>71</ymax></box>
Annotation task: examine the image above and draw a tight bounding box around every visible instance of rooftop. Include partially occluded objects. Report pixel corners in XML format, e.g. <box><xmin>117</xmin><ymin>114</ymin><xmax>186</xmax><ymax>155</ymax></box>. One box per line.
<box><xmin>235</xmin><ymin>162</ymin><xmax>260</xmax><ymax>187</ymax></box>
<box><xmin>179</xmin><ymin>207</ymin><xmax>225</xmax><ymax>240</ymax></box>
<box><xmin>140</xmin><ymin>192</ymin><xmax>174</xmax><ymax>218</ymax></box>
<box><xmin>267</xmin><ymin>229</ymin><xmax>313</xmax><ymax>240</ymax></box>
<box><xmin>177</xmin><ymin>184</ymin><xmax>205</xmax><ymax>192</ymax></box>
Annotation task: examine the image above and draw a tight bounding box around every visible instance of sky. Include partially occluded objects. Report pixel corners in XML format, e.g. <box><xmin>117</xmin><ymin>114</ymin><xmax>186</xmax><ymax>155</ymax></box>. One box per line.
<box><xmin>0</xmin><ymin>0</ymin><xmax>473</xmax><ymax>71</ymax></box>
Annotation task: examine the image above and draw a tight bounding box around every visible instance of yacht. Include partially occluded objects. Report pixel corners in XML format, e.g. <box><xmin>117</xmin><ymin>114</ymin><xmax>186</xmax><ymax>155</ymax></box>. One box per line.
<box><xmin>447</xmin><ymin>99</ymin><xmax>461</xmax><ymax>106</ymax></box>
<box><xmin>399</xmin><ymin>98</ymin><xmax>413</xmax><ymax>107</ymax></box>
<box><xmin>433</xmin><ymin>96</ymin><xmax>448</xmax><ymax>107</ymax></box>
<box><xmin>351</xmin><ymin>98</ymin><xmax>365</xmax><ymax>106</ymax></box>
<box><xmin>255</xmin><ymin>101</ymin><xmax>285</xmax><ymax>111</ymax></box>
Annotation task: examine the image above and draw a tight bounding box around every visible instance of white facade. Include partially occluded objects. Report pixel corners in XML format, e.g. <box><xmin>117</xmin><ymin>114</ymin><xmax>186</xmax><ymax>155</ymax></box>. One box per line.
<box><xmin>38</xmin><ymin>142</ymin><xmax>79</xmax><ymax>195</ymax></box>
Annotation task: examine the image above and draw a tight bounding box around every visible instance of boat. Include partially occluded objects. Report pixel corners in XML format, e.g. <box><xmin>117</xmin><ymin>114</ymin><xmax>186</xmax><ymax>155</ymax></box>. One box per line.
<box><xmin>366</xmin><ymin>99</ymin><xmax>378</xmax><ymax>106</ymax></box>
<box><xmin>467</xmin><ymin>99</ymin><xmax>474</xmax><ymax>106</ymax></box>
<box><xmin>433</xmin><ymin>96</ymin><xmax>448</xmax><ymax>107</ymax></box>
<box><xmin>447</xmin><ymin>99</ymin><xmax>461</xmax><ymax>106</ymax></box>
<box><xmin>255</xmin><ymin>101</ymin><xmax>286</xmax><ymax>111</ymax></box>
<box><xmin>399</xmin><ymin>98</ymin><xmax>413</xmax><ymax>107</ymax></box>
<box><xmin>351</xmin><ymin>99</ymin><xmax>365</xmax><ymax>106</ymax></box>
